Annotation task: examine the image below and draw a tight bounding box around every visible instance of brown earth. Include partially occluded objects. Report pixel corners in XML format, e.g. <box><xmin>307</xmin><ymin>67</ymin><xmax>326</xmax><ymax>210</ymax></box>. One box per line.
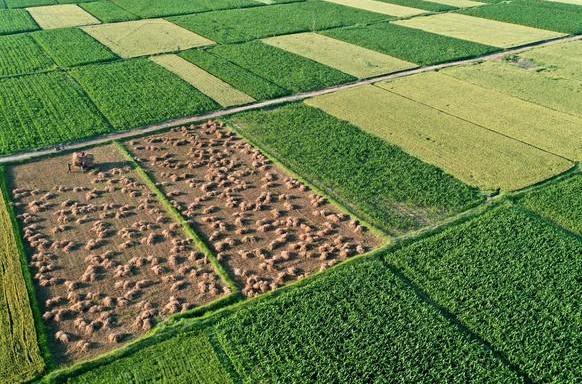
<box><xmin>126</xmin><ymin>121</ymin><xmax>380</xmax><ymax>297</ymax></box>
<box><xmin>9</xmin><ymin>145</ymin><xmax>225</xmax><ymax>364</ymax></box>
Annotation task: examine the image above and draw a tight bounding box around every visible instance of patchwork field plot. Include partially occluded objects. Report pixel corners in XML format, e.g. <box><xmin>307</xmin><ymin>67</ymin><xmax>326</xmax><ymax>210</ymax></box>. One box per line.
<box><xmin>170</xmin><ymin>1</ymin><xmax>386</xmax><ymax>44</ymax></box>
<box><xmin>305</xmin><ymin>85</ymin><xmax>572</xmax><ymax>191</ymax></box>
<box><xmin>322</xmin><ymin>0</ymin><xmax>428</xmax><ymax>16</ymax></box>
<box><xmin>0</xmin><ymin>34</ymin><xmax>54</xmax><ymax>77</ymax></box>
<box><xmin>82</xmin><ymin>19</ymin><xmax>214</xmax><ymax>59</ymax></box>
<box><xmin>263</xmin><ymin>32</ymin><xmax>416</xmax><ymax>78</ymax></box>
<box><xmin>0</xmin><ymin>72</ymin><xmax>110</xmax><ymax>155</ymax></box>
<box><xmin>519</xmin><ymin>174</ymin><xmax>582</xmax><ymax>236</ymax></box>
<box><xmin>32</xmin><ymin>27</ymin><xmax>117</xmax><ymax>67</ymax></box>
<box><xmin>126</xmin><ymin>122</ymin><xmax>380</xmax><ymax>296</ymax></box>
<box><xmin>179</xmin><ymin>48</ymin><xmax>289</xmax><ymax>101</ymax></box>
<box><xmin>70</xmin><ymin>58</ymin><xmax>218</xmax><ymax>130</ymax></box>
<box><xmin>388</xmin><ymin>206</ymin><xmax>582</xmax><ymax>383</ymax></box>
<box><xmin>394</xmin><ymin>13</ymin><xmax>565</xmax><ymax>48</ymax></box>
<box><xmin>109</xmin><ymin>0</ymin><xmax>259</xmax><ymax>18</ymax></box>
<box><xmin>231</xmin><ymin>104</ymin><xmax>482</xmax><ymax>233</ymax></box>
<box><xmin>521</xmin><ymin>40</ymin><xmax>582</xmax><ymax>82</ymax></box>
<box><xmin>0</xmin><ymin>9</ymin><xmax>39</xmax><ymax>34</ymax></box>
<box><xmin>0</xmin><ymin>173</ymin><xmax>44</xmax><ymax>383</ymax></box>
<box><xmin>375</xmin><ymin>0</ymin><xmax>455</xmax><ymax>12</ymax></box>
<box><xmin>209</xmin><ymin>41</ymin><xmax>355</xmax><ymax>93</ymax></box>
<box><xmin>444</xmin><ymin>60</ymin><xmax>582</xmax><ymax>118</ymax></box>
<box><xmin>5</xmin><ymin>0</ymin><xmax>55</xmax><ymax>9</ymax></box>
<box><xmin>378</xmin><ymin>72</ymin><xmax>582</xmax><ymax>160</ymax></box>
<box><xmin>323</xmin><ymin>22</ymin><xmax>498</xmax><ymax>65</ymax></box>
<box><xmin>151</xmin><ymin>54</ymin><xmax>255</xmax><ymax>108</ymax></box>
<box><xmin>27</xmin><ymin>4</ymin><xmax>100</xmax><ymax>30</ymax></box>
<box><xmin>427</xmin><ymin>0</ymin><xmax>484</xmax><ymax>7</ymax></box>
<box><xmin>10</xmin><ymin>144</ymin><xmax>226</xmax><ymax>363</ymax></box>
<box><xmin>79</xmin><ymin>1</ymin><xmax>139</xmax><ymax>23</ymax></box>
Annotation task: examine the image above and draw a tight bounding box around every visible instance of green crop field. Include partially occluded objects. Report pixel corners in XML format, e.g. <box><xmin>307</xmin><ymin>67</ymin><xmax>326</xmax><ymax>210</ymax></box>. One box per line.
<box><xmin>0</xmin><ymin>34</ymin><xmax>54</xmax><ymax>77</ymax></box>
<box><xmin>0</xmin><ymin>9</ymin><xmax>39</xmax><ymax>34</ymax></box>
<box><xmin>0</xmin><ymin>72</ymin><xmax>110</xmax><ymax>154</ymax></box>
<box><xmin>5</xmin><ymin>0</ymin><xmax>55</xmax><ymax>8</ymax></box>
<box><xmin>32</xmin><ymin>27</ymin><xmax>117</xmax><ymax>67</ymax></box>
<box><xmin>70</xmin><ymin>58</ymin><xmax>219</xmax><ymax>130</ymax></box>
<box><xmin>521</xmin><ymin>40</ymin><xmax>582</xmax><ymax>82</ymax></box>
<box><xmin>208</xmin><ymin>41</ymin><xmax>355</xmax><ymax>93</ymax></box>
<box><xmin>380</xmin><ymin>0</ymin><xmax>456</xmax><ymax>11</ymax></box>
<box><xmin>0</xmin><ymin>172</ymin><xmax>44</xmax><ymax>383</ymax></box>
<box><xmin>170</xmin><ymin>1</ymin><xmax>387</xmax><ymax>44</ymax></box>
<box><xmin>230</xmin><ymin>103</ymin><xmax>482</xmax><ymax>233</ymax></box>
<box><xmin>79</xmin><ymin>1</ymin><xmax>139</xmax><ymax>23</ymax></box>
<box><xmin>322</xmin><ymin>22</ymin><xmax>499</xmax><ymax>66</ymax></box>
<box><xmin>110</xmin><ymin>0</ymin><xmax>259</xmax><ymax>18</ymax></box>
<box><xmin>388</xmin><ymin>205</ymin><xmax>582</xmax><ymax>383</ymax></box>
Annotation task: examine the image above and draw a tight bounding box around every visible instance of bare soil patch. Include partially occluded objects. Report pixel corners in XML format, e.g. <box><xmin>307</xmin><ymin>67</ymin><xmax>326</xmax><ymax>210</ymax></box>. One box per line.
<box><xmin>10</xmin><ymin>145</ymin><xmax>225</xmax><ymax>364</ymax></box>
<box><xmin>126</xmin><ymin>121</ymin><xmax>380</xmax><ymax>297</ymax></box>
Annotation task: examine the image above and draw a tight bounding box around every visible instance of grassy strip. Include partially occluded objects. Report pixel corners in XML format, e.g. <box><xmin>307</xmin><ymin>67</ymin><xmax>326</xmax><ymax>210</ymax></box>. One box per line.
<box><xmin>78</xmin><ymin>1</ymin><xmax>139</xmax><ymax>23</ymax></box>
<box><xmin>0</xmin><ymin>34</ymin><xmax>54</xmax><ymax>77</ymax></box>
<box><xmin>32</xmin><ymin>28</ymin><xmax>117</xmax><ymax>68</ymax></box>
<box><xmin>110</xmin><ymin>0</ymin><xmax>259</xmax><ymax>18</ymax></box>
<box><xmin>209</xmin><ymin>41</ymin><xmax>355</xmax><ymax>93</ymax></box>
<box><xmin>0</xmin><ymin>167</ymin><xmax>51</xmax><ymax>381</ymax></box>
<box><xmin>387</xmin><ymin>204</ymin><xmax>582</xmax><ymax>383</ymax></box>
<box><xmin>229</xmin><ymin>103</ymin><xmax>482</xmax><ymax>234</ymax></box>
<box><xmin>179</xmin><ymin>48</ymin><xmax>289</xmax><ymax>100</ymax></box>
<box><xmin>0</xmin><ymin>9</ymin><xmax>40</xmax><ymax>35</ymax></box>
<box><xmin>461</xmin><ymin>0</ymin><xmax>582</xmax><ymax>35</ymax></box>
<box><xmin>322</xmin><ymin>22</ymin><xmax>498</xmax><ymax>66</ymax></box>
<box><xmin>114</xmin><ymin>141</ymin><xmax>238</xmax><ymax>294</ymax></box>
<box><xmin>170</xmin><ymin>1</ymin><xmax>387</xmax><ymax>44</ymax></box>
<box><xmin>69</xmin><ymin>58</ymin><xmax>219</xmax><ymax>130</ymax></box>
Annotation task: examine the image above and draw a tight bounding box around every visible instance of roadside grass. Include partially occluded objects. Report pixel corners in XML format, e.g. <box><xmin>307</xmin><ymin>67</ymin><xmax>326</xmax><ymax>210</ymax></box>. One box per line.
<box><xmin>0</xmin><ymin>34</ymin><xmax>54</xmax><ymax>77</ymax></box>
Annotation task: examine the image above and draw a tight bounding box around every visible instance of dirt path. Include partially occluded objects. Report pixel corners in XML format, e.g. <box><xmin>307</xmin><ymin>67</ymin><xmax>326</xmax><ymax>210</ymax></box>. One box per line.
<box><xmin>0</xmin><ymin>33</ymin><xmax>580</xmax><ymax>166</ymax></box>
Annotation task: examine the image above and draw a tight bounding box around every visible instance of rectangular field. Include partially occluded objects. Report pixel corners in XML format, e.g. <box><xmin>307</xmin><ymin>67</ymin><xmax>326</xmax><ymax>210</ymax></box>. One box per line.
<box><xmin>10</xmin><ymin>144</ymin><xmax>226</xmax><ymax>363</ymax></box>
<box><xmin>521</xmin><ymin>40</ymin><xmax>582</xmax><ymax>82</ymax></box>
<box><xmin>170</xmin><ymin>1</ymin><xmax>387</xmax><ymax>44</ymax></box>
<box><xmin>262</xmin><ymin>32</ymin><xmax>416</xmax><ymax>78</ymax></box>
<box><xmin>125</xmin><ymin>121</ymin><xmax>380</xmax><ymax>296</ymax></box>
<box><xmin>32</xmin><ymin>27</ymin><xmax>117</xmax><ymax>67</ymax></box>
<box><xmin>322</xmin><ymin>22</ymin><xmax>498</xmax><ymax>66</ymax></box>
<box><xmin>387</xmin><ymin>206</ymin><xmax>582</xmax><ymax>383</ymax></box>
<box><xmin>377</xmin><ymin>71</ymin><xmax>582</xmax><ymax>160</ymax></box>
<box><xmin>5</xmin><ymin>0</ymin><xmax>55</xmax><ymax>8</ymax></box>
<box><xmin>322</xmin><ymin>0</ymin><xmax>428</xmax><ymax>16</ymax></box>
<box><xmin>0</xmin><ymin>34</ymin><xmax>54</xmax><ymax>77</ymax></box>
<box><xmin>79</xmin><ymin>1</ymin><xmax>139</xmax><ymax>23</ymax></box>
<box><xmin>208</xmin><ymin>41</ymin><xmax>355</xmax><ymax>93</ymax></box>
<box><xmin>27</xmin><ymin>4</ymin><xmax>100</xmax><ymax>29</ymax></box>
<box><xmin>0</xmin><ymin>9</ymin><xmax>40</xmax><ymax>35</ymax></box>
<box><xmin>393</xmin><ymin>13</ymin><xmax>565</xmax><ymax>48</ymax></box>
<box><xmin>305</xmin><ymin>85</ymin><xmax>572</xmax><ymax>191</ymax></box>
<box><xmin>151</xmin><ymin>54</ymin><xmax>255</xmax><ymax>107</ymax></box>
<box><xmin>178</xmin><ymin>49</ymin><xmax>289</xmax><ymax>101</ymax></box>
<box><xmin>110</xmin><ymin>0</ymin><xmax>259</xmax><ymax>18</ymax></box>
<box><xmin>70</xmin><ymin>59</ymin><xmax>219</xmax><ymax>130</ymax></box>
<box><xmin>0</xmin><ymin>72</ymin><xmax>111</xmax><ymax>155</ymax></box>
<box><xmin>0</xmin><ymin>172</ymin><xmax>44</xmax><ymax>383</ymax></box>
<box><xmin>82</xmin><ymin>19</ymin><xmax>214</xmax><ymax>59</ymax></box>
<box><xmin>231</xmin><ymin>104</ymin><xmax>482</xmax><ymax>233</ymax></box>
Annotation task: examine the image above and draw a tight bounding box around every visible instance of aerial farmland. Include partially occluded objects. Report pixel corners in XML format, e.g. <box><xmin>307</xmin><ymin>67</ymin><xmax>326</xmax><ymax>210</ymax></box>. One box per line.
<box><xmin>0</xmin><ymin>0</ymin><xmax>580</xmax><ymax>383</ymax></box>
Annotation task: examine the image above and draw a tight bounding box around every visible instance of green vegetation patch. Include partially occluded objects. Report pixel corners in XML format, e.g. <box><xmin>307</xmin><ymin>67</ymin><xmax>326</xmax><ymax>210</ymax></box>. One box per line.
<box><xmin>0</xmin><ymin>9</ymin><xmax>39</xmax><ymax>35</ymax></box>
<box><xmin>0</xmin><ymin>34</ymin><xmax>54</xmax><ymax>77</ymax></box>
<box><xmin>32</xmin><ymin>27</ymin><xmax>116</xmax><ymax>67</ymax></box>
<box><xmin>388</xmin><ymin>206</ymin><xmax>582</xmax><ymax>383</ymax></box>
<box><xmin>79</xmin><ymin>0</ymin><xmax>139</xmax><ymax>23</ymax></box>
<box><xmin>380</xmin><ymin>0</ymin><xmax>455</xmax><ymax>11</ymax></box>
<box><xmin>519</xmin><ymin>174</ymin><xmax>582</xmax><ymax>236</ymax></box>
<box><xmin>0</xmin><ymin>72</ymin><xmax>110</xmax><ymax>155</ymax></box>
<box><xmin>0</xmin><ymin>173</ymin><xmax>44</xmax><ymax>383</ymax></box>
<box><xmin>179</xmin><ymin>48</ymin><xmax>288</xmax><ymax>100</ymax></box>
<box><xmin>231</xmin><ymin>103</ymin><xmax>482</xmax><ymax>233</ymax></box>
<box><xmin>70</xmin><ymin>58</ymin><xmax>219</xmax><ymax>130</ymax></box>
<box><xmin>110</xmin><ymin>0</ymin><xmax>259</xmax><ymax>18</ymax></box>
<box><xmin>323</xmin><ymin>22</ymin><xmax>498</xmax><ymax>66</ymax></box>
<box><xmin>461</xmin><ymin>0</ymin><xmax>582</xmax><ymax>35</ymax></box>
<box><xmin>5</xmin><ymin>0</ymin><xmax>55</xmax><ymax>8</ymax></box>
<box><xmin>209</xmin><ymin>41</ymin><xmax>355</xmax><ymax>93</ymax></box>
<box><xmin>170</xmin><ymin>1</ymin><xmax>387</xmax><ymax>44</ymax></box>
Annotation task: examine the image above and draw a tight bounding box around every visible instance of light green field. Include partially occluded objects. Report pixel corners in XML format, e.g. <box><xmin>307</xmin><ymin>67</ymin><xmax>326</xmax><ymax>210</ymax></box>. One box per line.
<box><xmin>394</xmin><ymin>13</ymin><xmax>565</xmax><ymax>48</ymax></box>
<box><xmin>263</xmin><ymin>32</ymin><xmax>416</xmax><ymax>78</ymax></box>
<box><xmin>83</xmin><ymin>19</ymin><xmax>214</xmax><ymax>58</ymax></box>
<box><xmin>444</xmin><ymin>60</ymin><xmax>582</xmax><ymax>118</ymax></box>
<box><xmin>377</xmin><ymin>72</ymin><xmax>582</xmax><ymax>160</ymax></box>
<box><xmin>151</xmin><ymin>54</ymin><xmax>255</xmax><ymax>107</ymax></box>
<box><xmin>27</xmin><ymin>4</ymin><xmax>100</xmax><ymax>30</ymax></box>
<box><xmin>546</xmin><ymin>0</ymin><xmax>582</xmax><ymax>5</ymax></box>
<box><xmin>426</xmin><ymin>0</ymin><xmax>484</xmax><ymax>7</ymax></box>
<box><xmin>521</xmin><ymin>40</ymin><xmax>582</xmax><ymax>82</ymax></box>
<box><xmin>305</xmin><ymin>85</ymin><xmax>572</xmax><ymax>191</ymax></box>
<box><xmin>322</xmin><ymin>0</ymin><xmax>428</xmax><ymax>17</ymax></box>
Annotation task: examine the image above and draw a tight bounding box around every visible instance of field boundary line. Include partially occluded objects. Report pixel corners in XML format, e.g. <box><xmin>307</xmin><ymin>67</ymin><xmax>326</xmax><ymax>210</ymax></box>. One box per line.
<box><xmin>1</xmin><ymin>33</ymin><xmax>580</xmax><ymax>166</ymax></box>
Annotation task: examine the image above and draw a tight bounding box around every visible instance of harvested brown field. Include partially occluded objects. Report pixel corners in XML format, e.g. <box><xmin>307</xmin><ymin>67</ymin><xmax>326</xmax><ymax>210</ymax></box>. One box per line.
<box><xmin>126</xmin><ymin>121</ymin><xmax>380</xmax><ymax>297</ymax></box>
<box><xmin>9</xmin><ymin>145</ymin><xmax>225</xmax><ymax>364</ymax></box>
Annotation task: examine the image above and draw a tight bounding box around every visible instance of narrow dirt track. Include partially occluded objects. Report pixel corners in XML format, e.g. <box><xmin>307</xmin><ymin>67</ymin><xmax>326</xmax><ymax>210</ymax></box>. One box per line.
<box><xmin>1</xmin><ymin>33</ymin><xmax>580</xmax><ymax>166</ymax></box>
